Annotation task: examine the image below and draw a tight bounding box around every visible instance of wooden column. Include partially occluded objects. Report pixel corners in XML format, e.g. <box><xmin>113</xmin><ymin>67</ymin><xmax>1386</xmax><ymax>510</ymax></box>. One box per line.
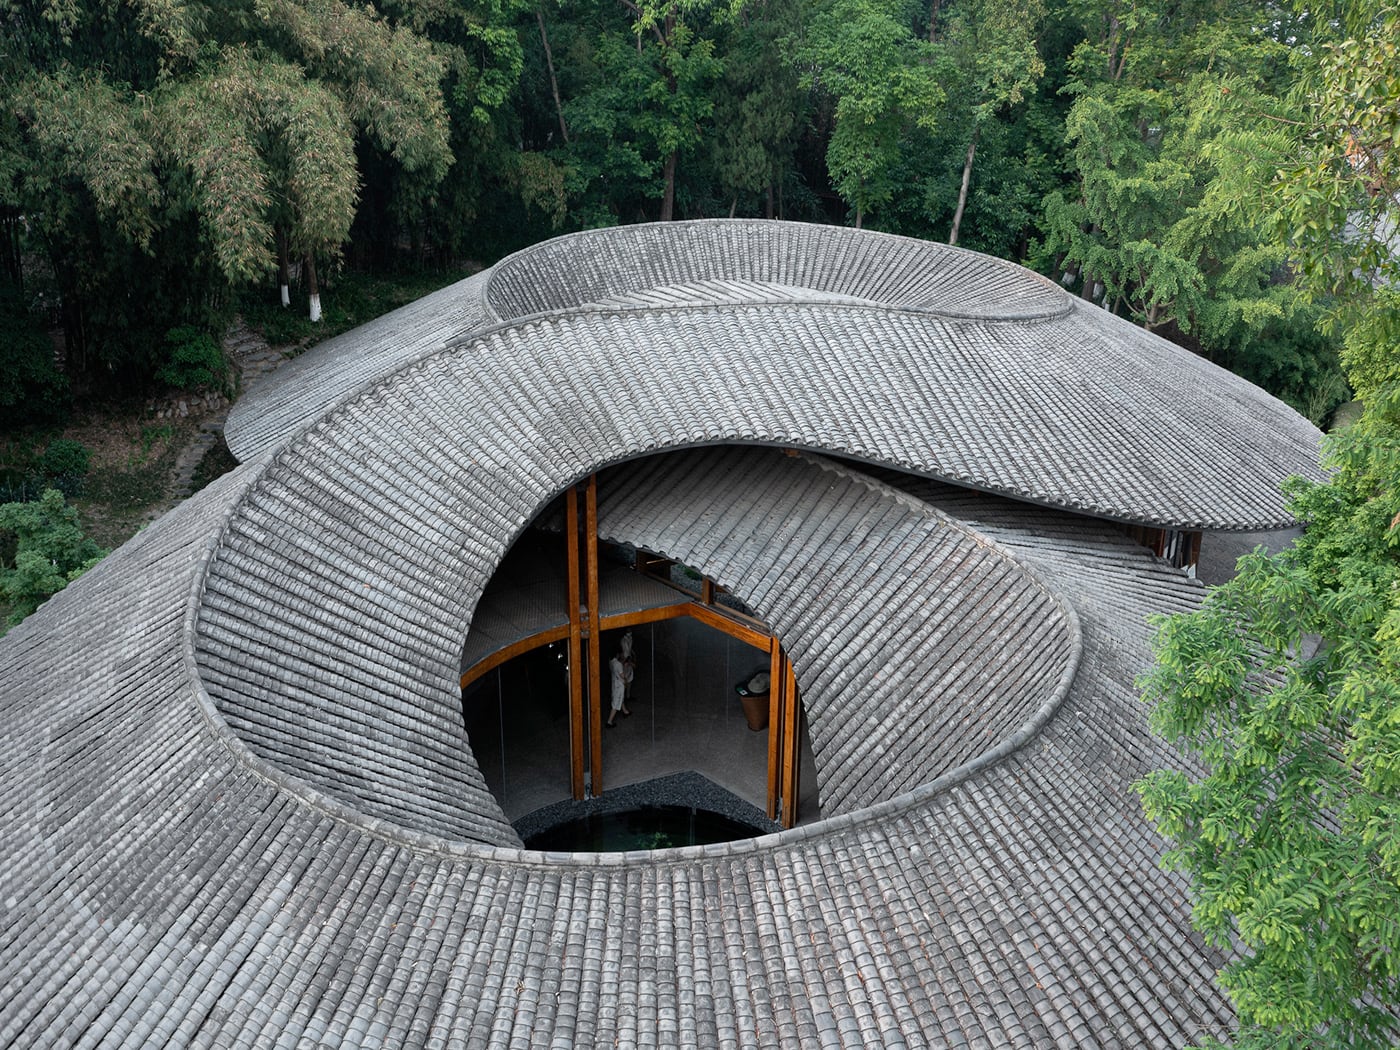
<box><xmin>584</xmin><ymin>474</ymin><xmax>603</xmax><ymax>796</ymax></box>
<box><xmin>1187</xmin><ymin>530</ymin><xmax>1203</xmax><ymax>573</ymax></box>
<box><xmin>565</xmin><ymin>488</ymin><xmax>586</xmax><ymax>799</ymax></box>
<box><xmin>780</xmin><ymin>655</ymin><xmax>800</xmax><ymax>829</ymax></box>
<box><xmin>765</xmin><ymin>637</ymin><xmax>784</xmax><ymax>822</ymax></box>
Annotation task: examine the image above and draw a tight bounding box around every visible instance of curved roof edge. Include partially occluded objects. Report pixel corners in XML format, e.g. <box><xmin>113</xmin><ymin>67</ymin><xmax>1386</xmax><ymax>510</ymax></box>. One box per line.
<box><xmin>483</xmin><ymin>218</ymin><xmax>1075</xmax><ymax>323</ymax></box>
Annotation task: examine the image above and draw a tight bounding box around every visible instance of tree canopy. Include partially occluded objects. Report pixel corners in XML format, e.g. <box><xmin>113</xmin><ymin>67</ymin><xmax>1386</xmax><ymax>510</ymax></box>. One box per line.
<box><xmin>0</xmin><ymin>487</ymin><xmax>106</xmax><ymax>628</ymax></box>
<box><xmin>1137</xmin><ymin>3</ymin><xmax>1400</xmax><ymax>1045</ymax></box>
<box><xmin>0</xmin><ymin>0</ymin><xmax>1361</xmax><ymax>422</ymax></box>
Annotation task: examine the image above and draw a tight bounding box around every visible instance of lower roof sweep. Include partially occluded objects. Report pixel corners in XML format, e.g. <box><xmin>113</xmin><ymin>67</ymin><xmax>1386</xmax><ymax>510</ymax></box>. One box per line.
<box><xmin>1</xmin><ymin>220</ymin><xmax>1333</xmax><ymax>1048</ymax></box>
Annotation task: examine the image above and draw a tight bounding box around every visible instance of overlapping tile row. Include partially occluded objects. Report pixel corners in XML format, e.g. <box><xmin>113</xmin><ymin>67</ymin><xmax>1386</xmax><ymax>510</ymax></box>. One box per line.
<box><xmin>224</xmin><ymin>271</ymin><xmax>492</xmax><ymax>461</ymax></box>
<box><xmin>195</xmin><ymin>298</ymin><xmax>1311</xmax><ymax>847</ymax></box>
<box><xmin>197</xmin><ymin>386</ymin><xmax>522</xmax><ymax>846</ymax></box>
<box><xmin>466</xmin><ymin>302</ymin><xmax>1316</xmax><ymax>530</ymax></box>
<box><xmin>1</xmin><ymin>220</ymin><xmax>1328</xmax><ymax>1046</ymax></box>
<box><xmin>593</xmin><ymin>277</ymin><xmax>878</xmax><ymax>309</ymax></box>
<box><xmin>592</xmin><ymin>447</ymin><xmax>1078</xmax><ymax>814</ymax></box>
<box><xmin>484</xmin><ymin>220</ymin><xmax>1073</xmax><ymax>322</ymax></box>
<box><xmin>227</xmin><ymin>224</ymin><xmax>1321</xmax><ymax>535</ymax></box>
<box><xmin>0</xmin><ymin>468</ymin><xmax>275</xmax><ymax>1046</ymax></box>
<box><xmin>0</xmin><ymin>450</ymin><xmax>1234</xmax><ymax>1045</ymax></box>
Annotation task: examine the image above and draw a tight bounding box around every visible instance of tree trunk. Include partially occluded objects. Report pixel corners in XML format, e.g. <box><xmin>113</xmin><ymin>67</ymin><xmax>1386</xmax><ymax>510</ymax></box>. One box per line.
<box><xmin>949</xmin><ymin>128</ymin><xmax>978</xmax><ymax>247</ymax></box>
<box><xmin>765</xmin><ymin>182</ymin><xmax>774</xmax><ymax>220</ymax></box>
<box><xmin>277</xmin><ymin>228</ymin><xmax>291</xmax><ymax>308</ymax></box>
<box><xmin>537</xmin><ymin>9</ymin><xmax>570</xmax><ymax>144</ymax></box>
<box><xmin>929</xmin><ymin>0</ymin><xmax>941</xmax><ymax>42</ymax></box>
<box><xmin>1</xmin><ymin>206</ymin><xmax>22</xmax><ymax>294</ymax></box>
<box><xmin>305</xmin><ymin>251</ymin><xmax>322</xmax><ymax>323</ymax></box>
<box><xmin>660</xmin><ymin>151</ymin><xmax>677</xmax><ymax>221</ymax></box>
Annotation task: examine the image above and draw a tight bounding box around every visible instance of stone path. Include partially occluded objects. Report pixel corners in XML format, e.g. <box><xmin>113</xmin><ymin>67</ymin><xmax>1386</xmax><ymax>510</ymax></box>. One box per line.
<box><xmin>161</xmin><ymin>321</ymin><xmax>288</xmax><ymax>507</ymax></box>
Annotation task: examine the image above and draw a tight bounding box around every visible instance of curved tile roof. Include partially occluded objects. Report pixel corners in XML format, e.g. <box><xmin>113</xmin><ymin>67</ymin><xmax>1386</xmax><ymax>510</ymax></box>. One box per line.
<box><xmin>592</xmin><ymin>448</ymin><xmax>1079</xmax><ymax>816</ymax></box>
<box><xmin>1</xmin><ymin>220</ymin><xmax>1334</xmax><ymax>1046</ymax></box>
<box><xmin>227</xmin><ymin>222</ymin><xmax>1322</xmax><ymax>531</ymax></box>
<box><xmin>225</xmin><ymin>270</ymin><xmax>492</xmax><ymax>461</ymax></box>
<box><xmin>0</xmin><ymin>454</ymin><xmax>1231</xmax><ymax>1047</ymax></box>
<box><xmin>482</xmin><ymin>220</ymin><xmax>1074</xmax><ymax>321</ymax></box>
<box><xmin>199</xmin><ymin>340</ymin><xmax>1082</xmax><ymax>841</ymax></box>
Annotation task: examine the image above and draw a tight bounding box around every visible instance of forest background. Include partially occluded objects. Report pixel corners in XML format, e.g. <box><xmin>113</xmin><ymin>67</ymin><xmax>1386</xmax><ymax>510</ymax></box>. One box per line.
<box><xmin>0</xmin><ymin>0</ymin><xmax>1361</xmax><ymax>427</ymax></box>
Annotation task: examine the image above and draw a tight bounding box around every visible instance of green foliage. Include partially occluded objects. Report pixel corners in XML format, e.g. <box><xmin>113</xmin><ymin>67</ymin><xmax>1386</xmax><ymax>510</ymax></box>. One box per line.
<box><xmin>0</xmin><ymin>437</ymin><xmax>91</xmax><ymax>501</ymax></box>
<box><xmin>1217</xmin><ymin>311</ymin><xmax>1350</xmax><ymax>427</ymax></box>
<box><xmin>0</xmin><ymin>488</ymin><xmax>106</xmax><ymax>628</ymax></box>
<box><xmin>156</xmin><ymin>326</ymin><xmax>230</xmax><ymax>393</ymax></box>
<box><xmin>706</xmin><ymin>0</ymin><xmax>804</xmax><ymax>215</ymax></box>
<box><xmin>1267</xmin><ymin>5</ymin><xmax>1400</xmax><ymax>309</ymax></box>
<box><xmin>559</xmin><ymin>0</ymin><xmax>729</xmax><ymax>223</ymax></box>
<box><xmin>0</xmin><ymin>0</ymin><xmax>1365</xmax><ymax>421</ymax></box>
<box><xmin>1137</xmin><ymin>4</ymin><xmax>1400</xmax><ymax>1044</ymax></box>
<box><xmin>1037</xmin><ymin>0</ymin><xmax>1312</xmax><ymax>365</ymax></box>
<box><xmin>237</xmin><ymin>266</ymin><xmax>473</xmax><ymax>349</ymax></box>
<box><xmin>937</xmin><ymin>0</ymin><xmax>1047</xmax><ymax>244</ymax></box>
<box><xmin>39</xmin><ymin>438</ymin><xmax>89</xmax><ymax>484</ymax></box>
<box><xmin>1138</xmin><ymin>449</ymin><xmax>1400</xmax><ymax>1046</ymax></box>
<box><xmin>1</xmin><ymin>0</ymin><xmax>453</xmax><ymax>386</ymax></box>
<box><xmin>795</xmin><ymin>0</ymin><xmax>946</xmax><ymax>226</ymax></box>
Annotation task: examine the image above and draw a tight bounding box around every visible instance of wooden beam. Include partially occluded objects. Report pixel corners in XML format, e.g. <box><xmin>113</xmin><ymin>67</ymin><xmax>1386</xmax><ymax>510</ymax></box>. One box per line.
<box><xmin>460</xmin><ymin>625</ymin><xmax>571</xmax><ymax>690</ymax></box>
<box><xmin>766</xmin><ymin>637</ymin><xmax>783</xmax><ymax>822</ymax></box>
<box><xmin>598</xmin><ymin>602</ymin><xmax>693</xmax><ymax>632</ymax></box>
<box><xmin>781</xmin><ymin>654</ymin><xmax>800</xmax><ymax>829</ymax></box>
<box><xmin>701</xmin><ymin>577</ymin><xmax>714</xmax><ymax>605</ymax></box>
<box><xmin>566</xmin><ymin>486</ymin><xmax>585</xmax><ymax>800</ymax></box>
<box><xmin>462</xmin><ymin>602</ymin><xmax>697</xmax><ymax>690</ymax></box>
<box><xmin>464</xmin><ymin>596</ymin><xmax>771</xmax><ymax>683</ymax></box>
<box><xmin>459</xmin><ymin>599</ymin><xmax>767</xmax><ymax>694</ymax></box>
<box><xmin>585</xmin><ymin>474</ymin><xmax>602</xmax><ymax>795</ymax></box>
<box><xmin>687</xmin><ymin>602</ymin><xmax>772</xmax><ymax>652</ymax></box>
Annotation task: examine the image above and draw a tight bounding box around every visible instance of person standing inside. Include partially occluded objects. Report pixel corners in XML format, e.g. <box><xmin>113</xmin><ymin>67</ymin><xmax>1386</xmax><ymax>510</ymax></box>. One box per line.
<box><xmin>605</xmin><ymin>631</ymin><xmax>635</xmax><ymax>728</ymax></box>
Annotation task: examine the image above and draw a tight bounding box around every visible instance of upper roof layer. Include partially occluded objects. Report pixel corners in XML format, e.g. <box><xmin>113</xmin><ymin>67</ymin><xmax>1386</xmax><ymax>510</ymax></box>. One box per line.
<box><xmin>483</xmin><ymin>220</ymin><xmax>1073</xmax><ymax>321</ymax></box>
<box><xmin>199</xmin><ymin>346</ymin><xmax>1082</xmax><ymax>841</ymax></box>
<box><xmin>226</xmin><ymin>221</ymin><xmax>1323</xmax><ymax>532</ymax></box>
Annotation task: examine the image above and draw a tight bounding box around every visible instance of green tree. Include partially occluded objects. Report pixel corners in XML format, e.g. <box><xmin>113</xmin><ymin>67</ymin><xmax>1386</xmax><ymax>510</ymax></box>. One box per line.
<box><xmin>1040</xmin><ymin>1</ymin><xmax>1301</xmax><ymax>340</ymax></box>
<box><xmin>876</xmin><ymin>0</ymin><xmax>1075</xmax><ymax>259</ymax></box>
<box><xmin>0</xmin><ymin>285</ymin><xmax>68</xmax><ymax>428</ymax></box>
<box><xmin>560</xmin><ymin>0</ymin><xmax>734</xmax><ymax>224</ymax></box>
<box><xmin>1</xmin><ymin>0</ymin><xmax>451</xmax><ymax>378</ymax></box>
<box><xmin>372</xmin><ymin>0</ymin><xmax>537</xmax><ymax>265</ymax></box>
<box><xmin>794</xmin><ymin>0</ymin><xmax>946</xmax><ymax>227</ymax></box>
<box><xmin>707</xmin><ymin>0</ymin><xmax>804</xmax><ymax>218</ymax></box>
<box><xmin>1136</xmin><ymin>4</ymin><xmax>1400</xmax><ymax>1045</ymax></box>
<box><xmin>938</xmin><ymin>0</ymin><xmax>1046</xmax><ymax>245</ymax></box>
<box><xmin>0</xmin><ymin>488</ymin><xmax>106</xmax><ymax>628</ymax></box>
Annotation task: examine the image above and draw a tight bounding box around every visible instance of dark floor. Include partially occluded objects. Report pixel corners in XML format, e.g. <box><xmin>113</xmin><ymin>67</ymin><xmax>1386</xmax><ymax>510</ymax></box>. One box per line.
<box><xmin>465</xmin><ymin>616</ymin><xmax>822</xmax><ymax>829</ymax></box>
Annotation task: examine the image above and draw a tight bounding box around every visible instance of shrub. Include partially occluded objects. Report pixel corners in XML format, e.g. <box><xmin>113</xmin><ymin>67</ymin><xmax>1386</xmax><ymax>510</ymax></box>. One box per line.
<box><xmin>0</xmin><ymin>488</ymin><xmax>107</xmax><ymax>628</ymax></box>
<box><xmin>157</xmin><ymin>325</ymin><xmax>230</xmax><ymax>393</ymax></box>
<box><xmin>40</xmin><ymin>438</ymin><xmax>90</xmax><ymax>482</ymax></box>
